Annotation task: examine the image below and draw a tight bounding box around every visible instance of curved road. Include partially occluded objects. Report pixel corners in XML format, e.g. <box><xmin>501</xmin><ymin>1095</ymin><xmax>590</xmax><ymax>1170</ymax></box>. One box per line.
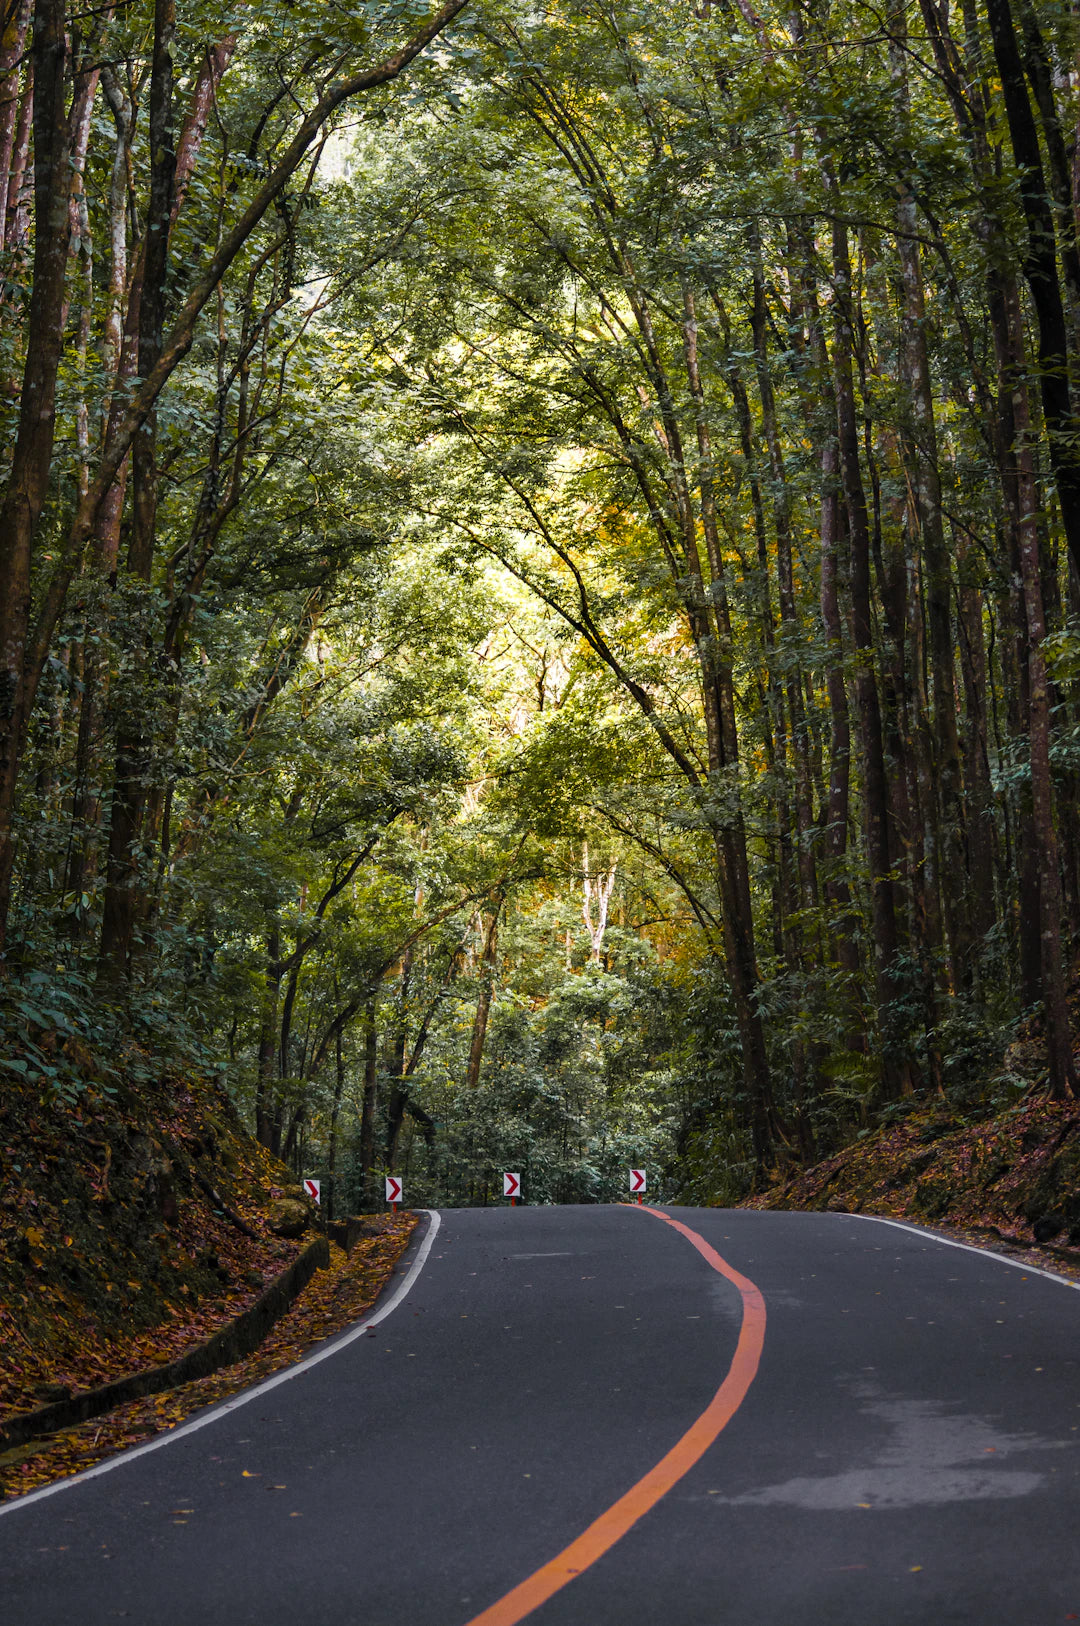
<box><xmin>2</xmin><ymin>1205</ymin><xmax>1080</xmax><ymax>1624</ymax></box>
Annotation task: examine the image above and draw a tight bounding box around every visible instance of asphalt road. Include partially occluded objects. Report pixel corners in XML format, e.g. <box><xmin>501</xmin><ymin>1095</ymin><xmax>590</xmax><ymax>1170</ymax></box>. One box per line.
<box><xmin>2</xmin><ymin>1204</ymin><xmax>1080</xmax><ymax>1625</ymax></box>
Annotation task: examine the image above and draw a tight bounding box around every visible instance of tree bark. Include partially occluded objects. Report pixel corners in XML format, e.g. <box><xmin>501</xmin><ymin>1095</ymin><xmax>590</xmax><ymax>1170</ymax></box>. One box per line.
<box><xmin>255</xmin><ymin>925</ymin><xmax>283</xmax><ymax>1152</ymax></box>
<box><xmin>831</xmin><ymin>210</ymin><xmax>908</xmax><ymax>1095</ymax></box>
<box><xmin>956</xmin><ymin>536</ymin><xmax>997</xmax><ymax>953</ymax></box>
<box><xmin>359</xmin><ymin>996</ymin><xmax>378</xmax><ymax>1190</ymax></box>
<box><xmin>97</xmin><ymin>0</ymin><xmax>176</xmax><ymax>986</ymax></box>
<box><xmin>0</xmin><ymin>0</ymin><xmax>30</xmax><ymax>253</ymax></box>
<box><xmin>327</xmin><ymin>1021</ymin><xmax>345</xmax><ymax>1221</ymax></box>
<box><xmin>0</xmin><ymin>0</ymin><xmax>69</xmax><ymax>952</ymax></box>
<box><xmin>464</xmin><ymin>904</ymin><xmax>500</xmax><ymax>1089</ymax></box>
<box><xmin>3</xmin><ymin>44</ymin><xmax>31</xmax><ymax>251</ymax></box>
<box><xmin>985</xmin><ymin>0</ymin><xmax>1080</xmax><ymax>587</ymax></box>
<box><xmin>749</xmin><ymin>239</ymin><xmax>817</xmax><ymax>926</ymax></box>
<box><xmin>682</xmin><ymin>286</ymin><xmax>779</xmax><ymax>1168</ymax></box>
<box><xmin>890</xmin><ymin>15</ymin><xmax>971</xmax><ymax>988</ymax></box>
<box><xmin>1005</xmin><ymin>297</ymin><xmax>1078</xmax><ymax>1097</ymax></box>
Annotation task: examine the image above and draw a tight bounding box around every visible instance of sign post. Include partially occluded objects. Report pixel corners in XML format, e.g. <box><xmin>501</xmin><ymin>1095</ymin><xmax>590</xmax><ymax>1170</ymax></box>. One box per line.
<box><xmin>503</xmin><ymin>1172</ymin><xmax>520</xmax><ymax>1207</ymax></box>
<box><xmin>629</xmin><ymin>1168</ymin><xmax>646</xmax><ymax>1204</ymax></box>
<box><xmin>385</xmin><ymin>1174</ymin><xmax>402</xmax><ymax>1211</ymax></box>
<box><xmin>303</xmin><ymin>1177</ymin><xmax>321</xmax><ymax>1205</ymax></box>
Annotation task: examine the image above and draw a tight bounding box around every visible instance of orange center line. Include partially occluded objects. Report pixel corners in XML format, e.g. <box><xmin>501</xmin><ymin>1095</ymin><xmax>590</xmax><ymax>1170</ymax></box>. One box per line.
<box><xmin>462</xmin><ymin>1205</ymin><xmax>767</xmax><ymax>1626</ymax></box>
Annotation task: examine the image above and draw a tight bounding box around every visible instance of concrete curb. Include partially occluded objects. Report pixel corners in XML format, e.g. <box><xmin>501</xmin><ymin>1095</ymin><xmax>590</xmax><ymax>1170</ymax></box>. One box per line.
<box><xmin>0</xmin><ymin>1235</ymin><xmax>330</xmax><ymax>1453</ymax></box>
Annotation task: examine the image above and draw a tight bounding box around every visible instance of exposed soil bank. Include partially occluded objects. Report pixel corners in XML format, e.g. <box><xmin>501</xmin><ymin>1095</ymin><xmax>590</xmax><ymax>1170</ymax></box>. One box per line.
<box><xmin>0</xmin><ymin>1062</ymin><xmax>319</xmax><ymax>1424</ymax></box>
<box><xmin>0</xmin><ymin>1214</ymin><xmax>417</xmax><ymax>1501</ymax></box>
<box><xmin>744</xmin><ymin>1095</ymin><xmax>1080</xmax><ymax>1265</ymax></box>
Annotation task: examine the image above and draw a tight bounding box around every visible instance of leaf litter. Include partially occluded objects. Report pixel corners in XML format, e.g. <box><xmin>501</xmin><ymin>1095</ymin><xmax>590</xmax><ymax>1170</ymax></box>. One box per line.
<box><xmin>1</xmin><ymin>1214</ymin><xmax>416</xmax><ymax>1501</ymax></box>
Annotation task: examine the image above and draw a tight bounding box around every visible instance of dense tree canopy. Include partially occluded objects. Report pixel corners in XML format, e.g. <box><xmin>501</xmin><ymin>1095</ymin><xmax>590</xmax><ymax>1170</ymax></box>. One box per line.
<box><xmin>3</xmin><ymin>0</ymin><xmax>1080</xmax><ymax>1208</ymax></box>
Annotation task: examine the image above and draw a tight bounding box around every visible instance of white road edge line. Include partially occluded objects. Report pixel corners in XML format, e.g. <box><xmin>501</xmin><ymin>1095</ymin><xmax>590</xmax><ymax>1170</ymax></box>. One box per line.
<box><xmin>0</xmin><ymin>1209</ymin><xmax>442</xmax><ymax>1518</ymax></box>
<box><xmin>849</xmin><ymin>1212</ymin><xmax>1080</xmax><ymax>1291</ymax></box>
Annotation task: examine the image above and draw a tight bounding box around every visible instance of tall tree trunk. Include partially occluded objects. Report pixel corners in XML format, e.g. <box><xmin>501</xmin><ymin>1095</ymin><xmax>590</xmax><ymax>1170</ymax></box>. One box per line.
<box><xmin>1014</xmin><ymin>0</ymin><xmax>1080</xmax><ymax>376</ymax></box>
<box><xmin>255</xmin><ymin>925</ymin><xmax>282</xmax><ymax>1152</ymax></box>
<box><xmin>956</xmin><ymin>536</ymin><xmax>997</xmax><ymax>955</ymax></box>
<box><xmin>819</xmin><ymin>434</ymin><xmax>862</xmax><ymax>986</ymax></box>
<box><xmin>749</xmin><ymin>239</ymin><xmax>817</xmax><ymax>926</ymax></box>
<box><xmin>985</xmin><ymin>0</ymin><xmax>1080</xmax><ymax>586</ymax></box>
<box><xmin>1006</xmin><ymin>300</ymin><xmax>1078</xmax><ymax>1097</ymax></box>
<box><xmin>831</xmin><ymin>210</ymin><xmax>909</xmax><ymax>1095</ymax></box>
<box><xmin>795</xmin><ymin>233</ymin><xmax>862</xmax><ymax>997</ymax></box>
<box><xmin>98</xmin><ymin>0</ymin><xmax>176</xmax><ymax>986</ymax></box>
<box><xmin>0</xmin><ymin>0</ymin><xmax>31</xmax><ymax>253</ymax></box>
<box><xmin>0</xmin><ymin>0</ymin><xmax>69</xmax><ymax>955</ymax></box>
<box><xmin>359</xmin><ymin>995</ymin><xmax>378</xmax><ymax>1197</ymax></box>
<box><xmin>327</xmin><ymin>1021</ymin><xmax>345</xmax><ymax>1221</ymax></box>
<box><xmin>386</xmin><ymin>949</ymin><xmax>414</xmax><ymax>1168</ymax></box>
<box><xmin>683</xmin><ymin>287</ymin><xmax>779</xmax><ymax>1169</ymax></box>
<box><xmin>464</xmin><ymin>903</ymin><xmax>500</xmax><ymax>1089</ymax></box>
<box><xmin>3</xmin><ymin>45</ymin><xmax>31</xmax><ymax>251</ymax></box>
<box><xmin>65</xmin><ymin>67</ymin><xmax>129</xmax><ymax>909</ymax></box>
<box><xmin>987</xmin><ymin>262</ymin><xmax>1045</xmax><ymax>1005</ymax></box>
<box><xmin>890</xmin><ymin>16</ymin><xmax>971</xmax><ymax>988</ymax></box>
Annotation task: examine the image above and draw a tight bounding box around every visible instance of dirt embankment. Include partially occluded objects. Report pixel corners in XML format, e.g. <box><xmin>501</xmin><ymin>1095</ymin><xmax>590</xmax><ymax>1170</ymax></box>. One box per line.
<box><xmin>0</xmin><ymin>1046</ymin><xmax>420</xmax><ymax>1504</ymax></box>
<box><xmin>0</xmin><ymin>1062</ymin><xmax>319</xmax><ymax>1423</ymax></box>
<box><xmin>746</xmin><ymin>1095</ymin><xmax>1080</xmax><ymax>1258</ymax></box>
<box><xmin>1</xmin><ymin>1214</ymin><xmax>417</xmax><ymax>1501</ymax></box>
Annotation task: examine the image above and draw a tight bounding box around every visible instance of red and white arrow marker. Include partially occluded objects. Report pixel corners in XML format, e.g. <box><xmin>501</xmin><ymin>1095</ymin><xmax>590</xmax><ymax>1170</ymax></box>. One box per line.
<box><xmin>629</xmin><ymin>1168</ymin><xmax>646</xmax><ymax>1205</ymax></box>
<box><xmin>503</xmin><ymin>1172</ymin><xmax>520</xmax><ymax>1206</ymax></box>
<box><xmin>385</xmin><ymin>1175</ymin><xmax>402</xmax><ymax>1209</ymax></box>
<box><xmin>303</xmin><ymin>1178</ymin><xmax>321</xmax><ymax>1205</ymax></box>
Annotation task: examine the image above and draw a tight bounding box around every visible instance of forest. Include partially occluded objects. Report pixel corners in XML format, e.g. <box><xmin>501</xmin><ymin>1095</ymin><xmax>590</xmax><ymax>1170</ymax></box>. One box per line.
<box><xmin>3</xmin><ymin>0</ymin><xmax>1080</xmax><ymax>1224</ymax></box>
